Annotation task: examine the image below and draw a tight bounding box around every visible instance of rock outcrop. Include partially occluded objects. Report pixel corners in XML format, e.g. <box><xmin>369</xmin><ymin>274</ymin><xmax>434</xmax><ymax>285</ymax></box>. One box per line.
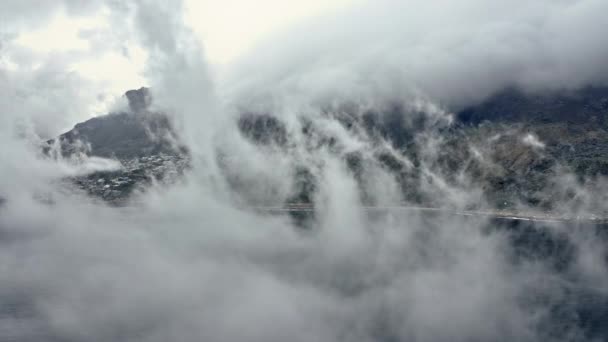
<box><xmin>44</xmin><ymin>88</ymin><xmax>188</xmax><ymax>204</ymax></box>
<box><xmin>44</xmin><ymin>85</ymin><xmax>608</xmax><ymax>209</ymax></box>
<box><xmin>46</xmin><ymin>87</ymin><xmax>182</xmax><ymax>159</ymax></box>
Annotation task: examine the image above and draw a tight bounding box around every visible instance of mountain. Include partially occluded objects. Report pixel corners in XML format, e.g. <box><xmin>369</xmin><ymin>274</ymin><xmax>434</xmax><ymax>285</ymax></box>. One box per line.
<box><xmin>45</xmin><ymin>87</ymin><xmax>183</xmax><ymax>159</ymax></box>
<box><xmin>50</xmin><ymin>86</ymin><xmax>608</xmax><ymax>210</ymax></box>
<box><xmin>452</xmin><ymin>86</ymin><xmax>608</xmax><ymax>209</ymax></box>
<box><xmin>45</xmin><ymin>88</ymin><xmax>188</xmax><ymax>204</ymax></box>
<box><xmin>458</xmin><ymin>86</ymin><xmax>608</xmax><ymax>176</ymax></box>
<box><xmin>237</xmin><ymin>86</ymin><xmax>608</xmax><ymax>212</ymax></box>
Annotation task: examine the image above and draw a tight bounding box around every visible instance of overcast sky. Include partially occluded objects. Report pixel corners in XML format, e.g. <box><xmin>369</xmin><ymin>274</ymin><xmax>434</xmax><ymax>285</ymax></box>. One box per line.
<box><xmin>2</xmin><ymin>0</ymin><xmax>608</xmax><ymax>135</ymax></box>
<box><xmin>2</xmin><ymin>0</ymin><xmax>357</xmax><ymax>103</ymax></box>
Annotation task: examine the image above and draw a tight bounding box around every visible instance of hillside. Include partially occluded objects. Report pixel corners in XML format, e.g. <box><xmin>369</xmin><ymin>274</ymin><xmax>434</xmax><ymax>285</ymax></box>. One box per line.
<box><xmin>45</xmin><ymin>88</ymin><xmax>187</xmax><ymax>203</ymax></box>
<box><xmin>51</xmin><ymin>86</ymin><xmax>608</xmax><ymax>210</ymax></box>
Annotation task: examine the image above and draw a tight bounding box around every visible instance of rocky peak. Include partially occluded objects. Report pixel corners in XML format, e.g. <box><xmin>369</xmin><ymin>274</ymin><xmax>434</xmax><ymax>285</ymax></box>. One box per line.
<box><xmin>45</xmin><ymin>87</ymin><xmax>184</xmax><ymax>160</ymax></box>
<box><xmin>125</xmin><ymin>87</ymin><xmax>152</xmax><ymax>113</ymax></box>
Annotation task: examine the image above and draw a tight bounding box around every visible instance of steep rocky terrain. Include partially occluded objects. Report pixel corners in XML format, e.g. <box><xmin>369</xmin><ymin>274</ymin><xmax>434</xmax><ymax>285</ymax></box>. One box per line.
<box><xmin>46</xmin><ymin>88</ymin><xmax>188</xmax><ymax>204</ymax></box>
<box><xmin>69</xmin><ymin>154</ymin><xmax>188</xmax><ymax>204</ymax></box>
<box><xmin>452</xmin><ymin>86</ymin><xmax>608</xmax><ymax>210</ymax></box>
<box><xmin>457</xmin><ymin>86</ymin><xmax>608</xmax><ymax>178</ymax></box>
<box><xmin>50</xmin><ymin>86</ymin><xmax>608</xmax><ymax>210</ymax></box>
<box><xmin>236</xmin><ymin>86</ymin><xmax>608</xmax><ymax>212</ymax></box>
<box><xmin>46</xmin><ymin>87</ymin><xmax>183</xmax><ymax>159</ymax></box>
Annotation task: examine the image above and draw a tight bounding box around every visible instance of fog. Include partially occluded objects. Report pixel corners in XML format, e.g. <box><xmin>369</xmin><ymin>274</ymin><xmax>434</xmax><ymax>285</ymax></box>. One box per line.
<box><xmin>1</xmin><ymin>0</ymin><xmax>608</xmax><ymax>341</ymax></box>
<box><xmin>226</xmin><ymin>0</ymin><xmax>608</xmax><ymax>111</ymax></box>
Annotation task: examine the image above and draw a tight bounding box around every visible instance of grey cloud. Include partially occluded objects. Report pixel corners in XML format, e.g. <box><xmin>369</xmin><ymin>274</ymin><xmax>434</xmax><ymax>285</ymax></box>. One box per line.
<box><xmin>226</xmin><ymin>0</ymin><xmax>608</xmax><ymax>111</ymax></box>
<box><xmin>0</xmin><ymin>0</ymin><xmax>104</xmax><ymax>35</ymax></box>
<box><xmin>0</xmin><ymin>58</ymin><xmax>99</xmax><ymax>139</ymax></box>
<box><xmin>1</xmin><ymin>1</ymin><xmax>608</xmax><ymax>341</ymax></box>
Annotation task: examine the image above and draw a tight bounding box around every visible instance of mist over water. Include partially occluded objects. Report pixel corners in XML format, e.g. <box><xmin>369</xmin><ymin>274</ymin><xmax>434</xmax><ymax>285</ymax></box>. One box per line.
<box><xmin>1</xmin><ymin>1</ymin><xmax>608</xmax><ymax>341</ymax></box>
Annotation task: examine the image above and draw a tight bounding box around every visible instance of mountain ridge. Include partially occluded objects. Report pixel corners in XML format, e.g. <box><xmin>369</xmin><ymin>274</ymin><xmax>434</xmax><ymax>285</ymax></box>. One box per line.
<box><xmin>51</xmin><ymin>86</ymin><xmax>608</xmax><ymax>210</ymax></box>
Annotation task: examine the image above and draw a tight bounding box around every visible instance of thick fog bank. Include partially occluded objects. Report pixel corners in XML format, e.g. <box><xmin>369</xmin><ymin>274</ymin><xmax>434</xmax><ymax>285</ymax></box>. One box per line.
<box><xmin>1</xmin><ymin>0</ymin><xmax>608</xmax><ymax>341</ymax></box>
<box><xmin>226</xmin><ymin>0</ymin><xmax>608</xmax><ymax>112</ymax></box>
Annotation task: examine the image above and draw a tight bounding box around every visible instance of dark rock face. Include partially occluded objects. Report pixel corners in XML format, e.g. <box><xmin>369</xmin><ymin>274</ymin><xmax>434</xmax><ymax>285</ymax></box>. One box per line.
<box><xmin>56</xmin><ymin>112</ymin><xmax>177</xmax><ymax>159</ymax></box>
<box><xmin>125</xmin><ymin>87</ymin><xmax>152</xmax><ymax>113</ymax></box>
<box><xmin>234</xmin><ymin>86</ymin><xmax>608</xmax><ymax>211</ymax></box>
<box><xmin>451</xmin><ymin>87</ymin><xmax>608</xmax><ymax>208</ymax></box>
<box><xmin>44</xmin><ymin>88</ymin><xmax>188</xmax><ymax>204</ymax></box>
<box><xmin>47</xmin><ymin>87</ymin><xmax>182</xmax><ymax>159</ymax></box>
<box><xmin>45</xmin><ymin>85</ymin><xmax>608</xmax><ymax>209</ymax></box>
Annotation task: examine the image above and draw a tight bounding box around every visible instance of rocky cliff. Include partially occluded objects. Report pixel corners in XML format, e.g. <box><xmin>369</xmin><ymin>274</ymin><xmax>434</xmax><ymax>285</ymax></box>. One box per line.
<box><xmin>51</xmin><ymin>86</ymin><xmax>608</xmax><ymax>209</ymax></box>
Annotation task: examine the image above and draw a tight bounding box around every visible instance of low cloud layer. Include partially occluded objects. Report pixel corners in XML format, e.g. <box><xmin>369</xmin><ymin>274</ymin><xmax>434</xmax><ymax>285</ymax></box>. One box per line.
<box><xmin>227</xmin><ymin>0</ymin><xmax>608</xmax><ymax>111</ymax></box>
<box><xmin>1</xmin><ymin>1</ymin><xmax>608</xmax><ymax>341</ymax></box>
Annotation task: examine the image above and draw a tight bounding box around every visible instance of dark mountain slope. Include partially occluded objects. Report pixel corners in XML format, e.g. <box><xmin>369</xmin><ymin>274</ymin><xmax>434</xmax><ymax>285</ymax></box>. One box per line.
<box><xmin>44</xmin><ymin>88</ymin><xmax>187</xmax><ymax>204</ymax></box>
<box><xmin>236</xmin><ymin>86</ymin><xmax>608</xmax><ymax>211</ymax></box>
<box><xmin>457</xmin><ymin>86</ymin><xmax>608</xmax><ymax>125</ymax></box>
<box><xmin>46</xmin><ymin>87</ymin><xmax>182</xmax><ymax>159</ymax></box>
<box><xmin>45</xmin><ymin>85</ymin><xmax>608</xmax><ymax>210</ymax></box>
